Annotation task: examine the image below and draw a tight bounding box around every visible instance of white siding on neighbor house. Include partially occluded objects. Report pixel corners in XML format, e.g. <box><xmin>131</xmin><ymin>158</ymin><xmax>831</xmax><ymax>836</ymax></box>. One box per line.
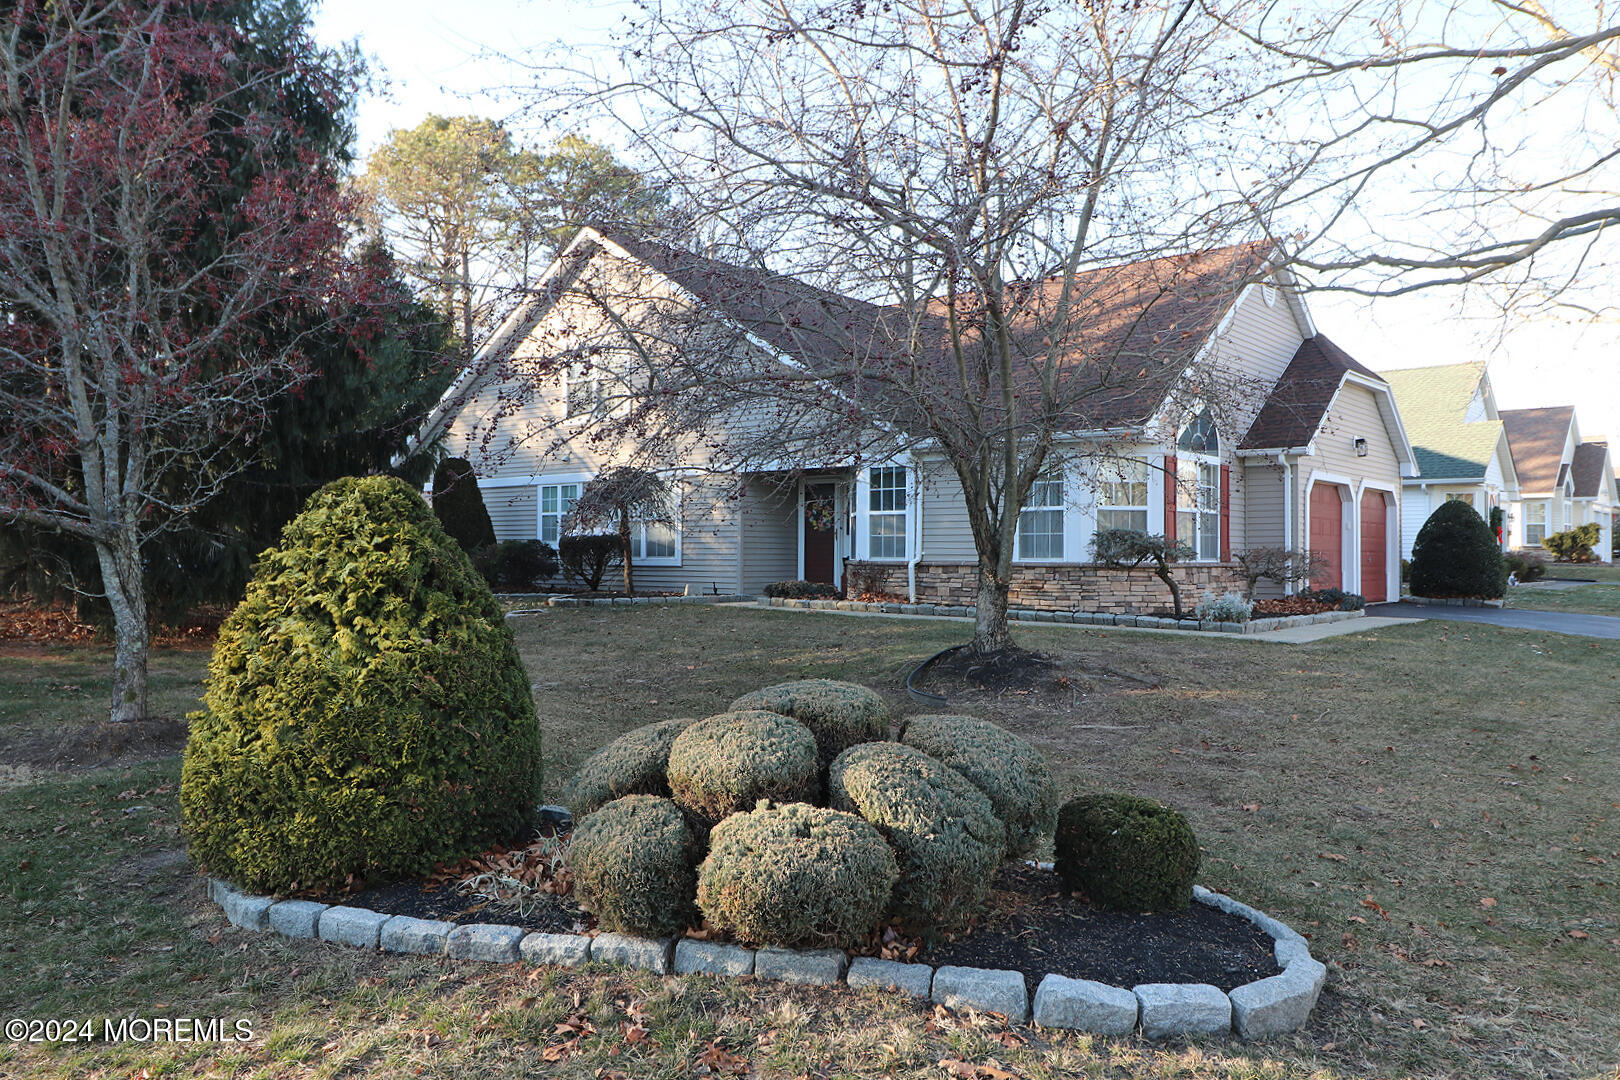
<box><xmin>485</xmin><ymin>486</ymin><xmax>539</xmax><ymax>542</ymax></box>
<box><xmin>738</xmin><ymin>477</ymin><xmax>801</xmax><ymax>592</ymax></box>
<box><xmin>1401</xmin><ymin>487</ymin><xmax>1430</xmax><ymax>561</ymax></box>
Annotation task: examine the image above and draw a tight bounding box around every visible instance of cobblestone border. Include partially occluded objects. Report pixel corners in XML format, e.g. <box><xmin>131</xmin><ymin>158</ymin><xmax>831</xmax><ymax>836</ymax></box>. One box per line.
<box><xmin>206</xmin><ymin>877</ymin><xmax>1323</xmax><ymax>1039</ymax></box>
<box><xmin>1397</xmin><ymin>595</ymin><xmax>1505</xmax><ymax>609</ymax></box>
<box><xmin>759</xmin><ymin>595</ymin><xmax>1364</xmax><ymax>634</ymax></box>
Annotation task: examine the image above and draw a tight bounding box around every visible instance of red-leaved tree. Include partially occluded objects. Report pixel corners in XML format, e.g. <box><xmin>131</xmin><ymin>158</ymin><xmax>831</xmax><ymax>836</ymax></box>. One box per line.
<box><xmin>0</xmin><ymin>1</ymin><xmax>373</xmax><ymax>721</ymax></box>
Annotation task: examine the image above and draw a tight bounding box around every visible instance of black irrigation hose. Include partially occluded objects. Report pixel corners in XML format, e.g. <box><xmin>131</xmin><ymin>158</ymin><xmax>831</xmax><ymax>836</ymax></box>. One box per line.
<box><xmin>905</xmin><ymin>643</ymin><xmax>965</xmax><ymax>705</ymax></box>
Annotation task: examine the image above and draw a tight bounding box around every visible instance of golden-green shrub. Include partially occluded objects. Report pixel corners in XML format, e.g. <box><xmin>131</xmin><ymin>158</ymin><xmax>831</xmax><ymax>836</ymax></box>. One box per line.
<box><xmin>729</xmin><ymin>679</ymin><xmax>890</xmax><ymax>768</ymax></box>
<box><xmin>666</xmin><ymin>711</ymin><xmax>820</xmax><ymax>825</ymax></box>
<box><xmin>570</xmin><ymin>795</ymin><xmax>699</xmax><ymax>937</ymax></box>
<box><xmin>898</xmin><ymin>714</ymin><xmax>1057</xmax><ymax>858</ymax></box>
<box><xmin>828</xmin><ymin>742</ymin><xmax>1004</xmax><ymax>934</ymax></box>
<box><xmin>1055</xmin><ymin>793</ymin><xmax>1199</xmax><ymax>913</ymax></box>
<box><xmin>563</xmin><ymin>718</ymin><xmax>694</xmax><ymax>818</ymax></box>
<box><xmin>697</xmin><ymin>802</ymin><xmax>897</xmax><ymax>948</ymax></box>
<box><xmin>179</xmin><ymin>476</ymin><xmax>541</xmax><ymax>894</ymax></box>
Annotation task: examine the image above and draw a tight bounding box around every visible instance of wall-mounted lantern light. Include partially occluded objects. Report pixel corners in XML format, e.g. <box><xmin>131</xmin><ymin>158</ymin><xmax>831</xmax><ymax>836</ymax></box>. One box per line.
<box><xmin>1353</xmin><ymin>437</ymin><xmax>1368</xmax><ymax>457</ymax></box>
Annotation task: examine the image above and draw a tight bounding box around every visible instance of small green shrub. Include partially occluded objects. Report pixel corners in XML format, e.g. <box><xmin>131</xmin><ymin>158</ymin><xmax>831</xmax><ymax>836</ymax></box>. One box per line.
<box><xmin>1544</xmin><ymin>523</ymin><xmax>1601</xmax><ymax>562</ymax></box>
<box><xmin>762</xmin><ymin>580</ymin><xmax>842</xmax><ymax>599</ymax></box>
<box><xmin>1299</xmin><ymin>587</ymin><xmax>1365</xmax><ymax>611</ymax></box>
<box><xmin>431</xmin><ymin>457</ymin><xmax>497</xmax><ymax>553</ymax></box>
<box><xmin>563</xmin><ymin>718</ymin><xmax>695</xmax><ymax>818</ymax></box>
<box><xmin>472</xmin><ymin>539</ymin><xmax>560</xmax><ymax>591</ymax></box>
<box><xmin>1504</xmin><ymin>550</ymin><xmax>1547</xmax><ymax>582</ymax></box>
<box><xmin>570</xmin><ymin>795</ymin><xmax>699</xmax><ymax>937</ymax></box>
<box><xmin>666</xmin><ymin>711</ymin><xmax>820</xmax><ymax>825</ymax></box>
<box><xmin>897</xmin><ymin>714</ymin><xmax>1057</xmax><ymax>858</ymax></box>
<box><xmin>1195</xmin><ymin>591</ymin><xmax>1253</xmax><ymax>623</ymax></box>
<box><xmin>1054</xmin><ymin>793</ymin><xmax>1199</xmax><ymax>913</ymax></box>
<box><xmin>1409</xmin><ymin>500</ymin><xmax>1507</xmax><ymax>599</ymax></box>
<box><xmin>729</xmin><ymin>679</ymin><xmax>891</xmax><ymax>768</ymax></box>
<box><xmin>828</xmin><ymin>741</ymin><xmax>1005</xmax><ymax>934</ymax></box>
<box><xmin>559</xmin><ymin>534</ymin><xmax>621</xmax><ymax>590</ymax></box>
<box><xmin>697</xmin><ymin>802</ymin><xmax>897</xmax><ymax>948</ymax></box>
<box><xmin>180</xmin><ymin>476</ymin><xmax>541</xmax><ymax>894</ymax></box>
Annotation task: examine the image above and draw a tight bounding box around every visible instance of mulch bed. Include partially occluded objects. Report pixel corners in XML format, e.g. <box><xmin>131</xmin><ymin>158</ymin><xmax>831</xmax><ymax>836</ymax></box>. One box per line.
<box><xmin>303</xmin><ymin>848</ymin><xmax>1279</xmax><ymax>993</ymax></box>
<box><xmin>1251</xmin><ymin>596</ymin><xmax>1337</xmax><ymax>617</ymax></box>
<box><xmin>0</xmin><ymin>599</ymin><xmax>225</xmax><ymax>647</ymax></box>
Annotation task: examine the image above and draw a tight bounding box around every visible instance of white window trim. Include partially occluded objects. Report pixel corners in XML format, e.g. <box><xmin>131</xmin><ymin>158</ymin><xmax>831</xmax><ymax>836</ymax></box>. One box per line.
<box><xmin>1175</xmin><ymin>410</ymin><xmax>1222</xmax><ymax>563</ymax></box>
<box><xmin>1013</xmin><ymin>470</ymin><xmax>1066</xmax><ymax>563</ymax></box>
<box><xmin>856</xmin><ymin>463</ymin><xmax>913</xmax><ymax>562</ymax></box>
<box><xmin>1524</xmin><ymin>499</ymin><xmax>1548</xmax><ymax>546</ymax></box>
<box><xmin>536</xmin><ymin>474</ymin><xmax>590</xmax><ymax>547</ymax></box>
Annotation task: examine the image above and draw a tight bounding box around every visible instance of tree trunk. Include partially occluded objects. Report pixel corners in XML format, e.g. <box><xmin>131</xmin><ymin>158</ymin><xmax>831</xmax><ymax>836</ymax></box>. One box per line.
<box><xmin>1154</xmin><ymin>562</ymin><xmax>1184</xmax><ymax>619</ymax></box>
<box><xmin>94</xmin><ymin>534</ymin><xmax>149</xmax><ymax>723</ymax></box>
<box><xmin>968</xmin><ymin>560</ymin><xmax>1016</xmax><ymax>656</ymax></box>
<box><xmin>620</xmin><ymin>509</ymin><xmax>634</xmax><ymax>595</ymax></box>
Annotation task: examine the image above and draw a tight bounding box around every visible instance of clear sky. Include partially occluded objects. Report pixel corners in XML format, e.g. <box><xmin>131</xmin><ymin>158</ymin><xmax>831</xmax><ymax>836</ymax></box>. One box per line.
<box><xmin>310</xmin><ymin>0</ymin><xmax>1620</xmax><ymax>450</ymax></box>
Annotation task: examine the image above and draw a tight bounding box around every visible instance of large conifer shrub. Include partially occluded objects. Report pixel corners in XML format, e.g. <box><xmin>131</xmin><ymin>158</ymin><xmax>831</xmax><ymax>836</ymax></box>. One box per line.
<box><xmin>431</xmin><ymin>457</ymin><xmax>497</xmax><ymax>553</ymax></box>
<box><xmin>179</xmin><ymin>476</ymin><xmax>541</xmax><ymax>894</ymax></box>
<box><xmin>1409</xmin><ymin>500</ymin><xmax>1507</xmax><ymax>598</ymax></box>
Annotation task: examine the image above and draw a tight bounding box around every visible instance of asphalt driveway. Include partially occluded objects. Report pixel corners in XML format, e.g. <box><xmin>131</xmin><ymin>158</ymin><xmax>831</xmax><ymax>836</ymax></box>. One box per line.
<box><xmin>1367</xmin><ymin>601</ymin><xmax>1620</xmax><ymax>640</ymax></box>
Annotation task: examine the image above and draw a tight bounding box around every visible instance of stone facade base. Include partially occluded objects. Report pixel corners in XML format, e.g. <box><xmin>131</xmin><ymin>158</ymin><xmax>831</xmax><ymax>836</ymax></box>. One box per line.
<box><xmin>846</xmin><ymin>560</ymin><xmax>1246</xmax><ymax>616</ymax></box>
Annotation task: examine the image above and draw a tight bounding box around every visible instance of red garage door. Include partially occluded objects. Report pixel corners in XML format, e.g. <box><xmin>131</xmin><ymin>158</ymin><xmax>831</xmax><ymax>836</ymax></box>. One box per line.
<box><xmin>1309</xmin><ymin>484</ymin><xmax>1342</xmax><ymax>590</ymax></box>
<box><xmin>1360</xmin><ymin>490</ymin><xmax>1388</xmax><ymax>602</ymax></box>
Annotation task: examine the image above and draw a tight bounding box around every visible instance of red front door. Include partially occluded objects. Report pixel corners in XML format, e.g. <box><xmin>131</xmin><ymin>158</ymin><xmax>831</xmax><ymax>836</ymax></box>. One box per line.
<box><xmin>1360</xmin><ymin>490</ymin><xmax>1388</xmax><ymax>602</ymax></box>
<box><xmin>803</xmin><ymin>483</ymin><xmax>837</xmax><ymax>584</ymax></box>
<box><xmin>1309</xmin><ymin>484</ymin><xmax>1342</xmax><ymax>590</ymax></box>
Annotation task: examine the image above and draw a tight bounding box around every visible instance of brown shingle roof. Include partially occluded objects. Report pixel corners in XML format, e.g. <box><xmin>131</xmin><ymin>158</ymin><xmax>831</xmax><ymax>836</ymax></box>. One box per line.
<box><xmin>1572</xmin><ymin>441</ymin><xmax>1610</xmax><ymax>499</ymax></box>
<box><xmin>1501</xmin><ymin>406</ymin><xmax>1575</xmax><ymax>493</ymax></box>
<box><xmin>1239</xmin><ymin>335</ymin><xmax>1384</xmax><ymax>450</ymax></box>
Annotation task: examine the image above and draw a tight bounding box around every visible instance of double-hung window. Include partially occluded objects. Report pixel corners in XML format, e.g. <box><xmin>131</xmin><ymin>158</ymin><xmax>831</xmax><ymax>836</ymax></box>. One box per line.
<box><xmin>1017</xmin><ymin>472</ymin><xmax>1064</xmax><ymax>559</ymax></box>
<box><xmin>1096</xmin><ymin>459</ymin><xmax>1149</xmax><ymax>532</ymax></box>
<box><xmin>1176</xmin><ymin>408</ymin><xmax>1221</xmax><ymax>560</ymax></box>
<box><xmin>868</xmin><ymin>467</ymin><xmax>907</xmax><ymax>559</ymax></box>
<box><xmin>1525</xmin><ymin>500</ymin><xmax>1547</xmax><ymax>546</ymax></box>
<box><xmin>539</xmin><ymin>482</ymin><xmax>579</xmax><ymax>545</ymax></box>
<box><xmin>629</xmin><ymin>489</ymin><xmax>679</xmax><ymax>563</ymax></box>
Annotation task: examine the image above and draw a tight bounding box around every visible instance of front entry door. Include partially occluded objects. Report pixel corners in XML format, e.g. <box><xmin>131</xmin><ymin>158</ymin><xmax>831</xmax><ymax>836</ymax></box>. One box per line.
<box><xmin>803</xmin><ymin>483</ymin><xmax>838</xmax><ymax>584</ymax></box>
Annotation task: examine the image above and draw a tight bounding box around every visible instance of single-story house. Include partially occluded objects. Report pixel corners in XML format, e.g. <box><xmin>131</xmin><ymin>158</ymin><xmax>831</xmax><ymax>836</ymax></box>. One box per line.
<box><xmin>1381</xmin><ymin>362</ymin><xmax>1519</xmax><ymax>559</ymax></box>
<box><xmin>1502</xmin><ymin>406</ymin><xmax>1614</xmax><ymax>561</ymax></box>
<box><xmin>425</xmin><ymin>228</ymin><xmax>1416</xmax><ymax>611</ymax></box>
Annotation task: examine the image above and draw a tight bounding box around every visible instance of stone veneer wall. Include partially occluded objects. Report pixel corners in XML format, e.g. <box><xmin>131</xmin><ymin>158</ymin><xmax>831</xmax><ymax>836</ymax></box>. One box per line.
<box><xmin>845</xmin><ymin>561</ymin><xmax>1247</xmax><ymax>615</ymax></box>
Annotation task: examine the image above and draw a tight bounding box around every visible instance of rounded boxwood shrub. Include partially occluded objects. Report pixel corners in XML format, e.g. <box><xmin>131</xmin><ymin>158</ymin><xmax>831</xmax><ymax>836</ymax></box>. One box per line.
<box><xmin>728</xmin><ymin>679</ymin><xmax>890</xmax><ymax>768</ymax></box>
<box><xmin>667</xmin><ymin>711</ymin><xmax>820</xmax><ymax>824</ymax></box>
<box><xmin>828</xmin><ymin>741</ymin><xmax>1005</xmax><ymax>934</ymax></box>
<box><xmin>570</xmin><ymin>794</ymin><xmax>699</xmax><ymax>937</ymax></box>
<box><xmin>1054</xmin><ymin>793</ymin><xmax>1199</xmax><ymax>913</ymax></box>
<box><xmin>1409</xmin><ymin>500</ymin><xmax>1507</xmax><ymax>599</ymax></box>
<box><xmin>898</xmin><ymin>714</ymin><xmax>1057</xmax><ymax>858</ymax></box>
<box><xmin>563</xmin><ymin>718</ymin><xmax>694</xmax><ymax>818</ymax></box>
<box><xmin>697</xmin><ymin>801</ymin><xmax>897</xmax><ymax>948</ymax></box>
<box><xmin>179</xmin><ymin>476</ymin><xmax>542</xmax><ymax>894</ymax></box>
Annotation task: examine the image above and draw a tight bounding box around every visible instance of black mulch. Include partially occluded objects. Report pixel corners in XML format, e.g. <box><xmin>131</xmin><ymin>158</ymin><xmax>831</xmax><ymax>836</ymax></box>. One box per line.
<box><xmin>922</xmin><ymin>863</ymin><xmax>1281</xmax><ymax>993</ymax></box>
<box><xmin>306</xmin><ymin>876</ymin><xmax>588</xmax><ymax>934</ymax></box>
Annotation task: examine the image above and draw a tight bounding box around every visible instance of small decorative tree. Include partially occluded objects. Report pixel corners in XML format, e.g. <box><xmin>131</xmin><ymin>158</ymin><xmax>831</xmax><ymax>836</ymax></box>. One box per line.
<box><xmin>1409</xmin><ymin>501</ymin><xmax>1507</xmax><ymax>598</ymax></box>
<box><xmin>1090</xmin><ymin>529</ymin><xmax>1196</xmax><ymax>619</ymax></box>
<box><xmin>432</xmin><ymin>457</ymin><xmax>497</xmax><ymax>553</ymax></box>
<box><xmin>564</xmin><ymin>467</ymin><xmax>674</xmax><ymax>594</ymax></box>
<box><xmin>1543</xmin><ymin>523</ymin><xmax>1601</xmax><ymax>563</ymax></box>
<box><xmin>1233</xmin><ymin>546</ymin><xmax>1328</xmax><ymax>596</ymax></box>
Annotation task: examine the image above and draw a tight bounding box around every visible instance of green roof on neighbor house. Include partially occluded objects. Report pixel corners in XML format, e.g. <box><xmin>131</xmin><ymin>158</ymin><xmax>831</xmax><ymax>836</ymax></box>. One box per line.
<box><xmin>1382</xmin><ymin>363</ymin><xmax>1505</xmax><ymax>481</ymax></box>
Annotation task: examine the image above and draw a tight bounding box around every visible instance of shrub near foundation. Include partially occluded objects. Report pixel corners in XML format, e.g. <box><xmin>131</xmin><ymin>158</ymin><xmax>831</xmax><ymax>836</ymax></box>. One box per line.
<box><xmin>697</xmin><ymin>802</ymin><xmax>897</xmax><ymax>948</ymax></box>
<box><xmin>667</xmin><ymin>711</ymin><xmax>820</xmax><ymax>824</ymax></box>
<box><xmin>898</xmin><ymin>714</ymin><xmax>1057</xmax><ymax>858</ymax></box>
<box><xmin>1054</xmin><ymin>793</ymin><xmax>1199</xmax><ymax>913</ymax></box>
<box><xmin>828</xmin><ymin>741</ymin><xmax>1005</xmax><ymax>934</ymax></box>
<box><xmin>729</xmin><ymin>679</ymin><xmax>891</xmax><ymax>767</ymax></box>
<box><xmin>563</xmin><ymin>717</ymin><xmax>694</xmax><ymax>818</ymax></box>
<box><xmin>570</xmin><ymin>795</ymin><xmax>699</xmax><ymax>937</ymax></box>
<box><xmin>179</xmin><ymin>476</ymin><xmax>541</xmax><ymax>894</ymax></box>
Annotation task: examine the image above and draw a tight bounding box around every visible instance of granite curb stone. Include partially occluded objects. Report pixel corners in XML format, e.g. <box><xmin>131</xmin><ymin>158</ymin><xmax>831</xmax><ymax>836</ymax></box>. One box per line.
<box><xmin>318</xmin><ymin>905</ymin><xmax>391</xmax><ymax>949</ymax></box>
<box><xmin>219</xmin><ymin>888</ymin><xmax>274</xmax><ymax>932</ymax></box>
<box><xmin>520</xmin><ymin>932</ymin><xmax>592</xmax><ymax>967</ymax></box>
<box><xmin>674</xmin><ymin>940</ymin><xmax>756</xmax><ymax>977</ymax></box>
<box><xmin>448</xmin><ymin>923</ymin><xmax>526</xmax><ymax>963</ymax></box>
<box><xmin>1229</xmin><ymin>958</ymin><xmax>1327</xmax><ymax>1039</ymax></box>
<box><xmin>380</xmin><ymin>915</ymin><xmax>454</xmax><ymax>956</ymax></box>
<box><xmin>932</xmin><ymin>966</ymin><xmax>1030</xmax><ymax>1023</ymax></box>
<box><xmin>1032</xmin><ymin>974</ymin><xmax>1138</xmax><ymax>1034</ymax></box>
<box><xmin>846</xmin><ymin>957</ymin><xmax>934</xmax><ymax>997</ymax></box>
<box><xmin>756</xmin><ymin>947</ymin><xmax>846</xmax><ymax>985</ymax></box>
<box><xmin>592</xmin><ymin>933</ymin><xmax>675</xmax><ymax>974</ymax></box>
<box><xmin>1135</xmin><ymin>982</ymin><xmax>1232</xmax><ymax>1038</ymax></box>
<box><xmin>267</xmin><ymin>899</ymin><xmax>327</xmax><ymax>939</ymax></box>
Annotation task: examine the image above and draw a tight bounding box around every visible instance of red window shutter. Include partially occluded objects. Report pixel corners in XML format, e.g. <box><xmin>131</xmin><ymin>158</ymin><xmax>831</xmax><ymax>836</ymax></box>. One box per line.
<box><xmin>1220</xmin><ymin>464</ymin><xmax>1232</xmax><ymax>561</ymax></box>
<box><xmin>1163</xmin><ymin>454</ymin><xmax>1177</xmax><ymax>542</ymax></box>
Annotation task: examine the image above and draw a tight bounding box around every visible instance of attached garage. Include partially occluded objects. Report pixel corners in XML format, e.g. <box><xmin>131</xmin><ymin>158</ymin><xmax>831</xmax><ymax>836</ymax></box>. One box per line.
<box><xmin>1309</xmin><ymin>483</ymin><xmax>1344</xmax><ymax>590</ymax></box>
<box><xmin>1359</xmin><ymin>489</ymin><xmax>1389</xmax><ymax>602</ymax></box>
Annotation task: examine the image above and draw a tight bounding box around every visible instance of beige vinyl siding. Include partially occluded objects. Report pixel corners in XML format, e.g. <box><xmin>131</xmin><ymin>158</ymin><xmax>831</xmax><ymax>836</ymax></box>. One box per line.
<box><xmin>1295</xmin><ymin>383</ymin><xmax>1402</xmax><ymax>595</ymax></box>
<box><xmin>1241</xmin><ymin>458</ymin><xmax>1286</xmax><ymax>595</ymax></box>
<box><xmin>484</xmin><ymin>485</ymin><xmax>539</xmax><ymax>541</ymax></box>
<box><xmin>916</xmin><ymin>462</ymin><xmax>977</xmax><ymax>560</ymax></box>
<box><xmin>1203</xmin><ymin>282</ymin><xmax>1308</xmax><ymax>445</ymax></box>
<box><xmin>738</xmin><ymin>477</ymin><xmax>800</xmax><ymax>592</ymax></box>
<box><xmin>617</xmin><ymin>477</ymin><xmax>742</xmax><ymax>595</ymax></box>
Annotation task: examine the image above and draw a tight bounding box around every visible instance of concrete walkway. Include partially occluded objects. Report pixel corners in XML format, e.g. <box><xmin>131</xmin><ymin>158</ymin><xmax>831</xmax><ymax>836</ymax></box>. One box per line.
<box><xmin>1366</xmin><ymin>601</ymin><xmax>1620</xmax><ymax>641</ymax></box>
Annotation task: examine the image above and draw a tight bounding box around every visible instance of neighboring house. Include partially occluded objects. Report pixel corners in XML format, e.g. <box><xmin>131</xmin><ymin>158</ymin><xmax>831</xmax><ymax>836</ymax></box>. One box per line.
<box><xmin>1501</xmin><ymin>406</ymin><xmax>1615</xmax><ymax>562</ymax></box>
<box><xmin>428</xmin><ymin>228</ymin><xmax>1416</xmax><ymax>610</ymax></box>
<box><xmin>1381</xmin><ymin>363</ymin><xmax>1519</xmax><ymax>559</ymax></box>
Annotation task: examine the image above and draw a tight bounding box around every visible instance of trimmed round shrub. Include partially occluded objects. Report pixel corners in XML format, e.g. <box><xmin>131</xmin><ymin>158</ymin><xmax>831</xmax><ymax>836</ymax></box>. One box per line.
<box><xmin>564</xmin><ymin>718</ymin><xmax>695</xmax><ymax>818</ymax></box>
<box><xmin>180</xmin><ymin>476</ymin><xmax>542</xmax><ymax>894</ymax></box>
<box><xmin>1054</xmin><ymin>794</ymin><xmax>1199</xmax><ymax>913</ymax></box>
<box><xmin>898</xmin><ymin>714</ymin><xmax>1057</xmax><ymax>858</ymax></box>
<box><xmin>729</xmin><ymin>679</ymin><xmax>890</xmax><ymax>768</ymax></box>
<box><xmin>667</xmin><ymin>711</ymin><xmax>820</xmax><ymax>824</ymax></box>
<box><xmin>1409</xmin><ymin>500</ymin><xmax>1507</xmax><ymax>599</ymax></box>
<box><xmin>431</xmin><ymin>457</ymin><xmax>497</xmax><ymax>553</ymax></box>
<box><xmin>570</xmin><ymin>795</ymin><xmax>699</xmax><ymax>937</ymax></box>
<box><xmin>828</xmin><ymin>741</ymin><xmax>1005</xmax><ymax>934</ymax></box>
<box><xmin>697</xmin><ymin>802</ymin><xmax>897</xmax><ymax>948</ymax></box>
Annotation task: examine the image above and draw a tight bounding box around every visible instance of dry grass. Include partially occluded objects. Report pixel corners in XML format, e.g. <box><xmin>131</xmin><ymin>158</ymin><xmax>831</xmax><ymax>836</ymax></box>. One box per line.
<box><xmin>1</xmin><ymin>605</ymin><xmax>1617</xmax><ymax>1079</ymax></box>
<box><xmin>1507</xmin><ymin>582</ymin><xmax>1620</xmax><ymax>616</ymax></box>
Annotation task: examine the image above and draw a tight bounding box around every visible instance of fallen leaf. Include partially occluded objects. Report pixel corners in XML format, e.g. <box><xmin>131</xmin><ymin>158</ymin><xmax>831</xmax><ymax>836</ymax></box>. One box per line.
<box><xmin>1480</xmin><ymin>897</ymin><xmax>1497</xmax><ymax>909</ymax></box>
<box><xmin>1242</xmin><ymin>803</ymin><xmax>1261</xmax><ymax>813</ymax></box>
<box><xmin>1318</xmin><ymin>852</ymin><xmax>1347</xmax><ymax>862</ymax></box>
<box><xmin>1569</xmin><ymin>930</ymin><xmax>1589</xmax><ymax>939</ymax></box>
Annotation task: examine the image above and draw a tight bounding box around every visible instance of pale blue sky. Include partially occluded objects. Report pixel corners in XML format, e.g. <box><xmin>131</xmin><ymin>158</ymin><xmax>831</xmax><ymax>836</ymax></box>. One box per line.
<box><xmin>310</xmin><ymin>0</ymin><xmax>1619</xmax><ymax>447</ymax></box>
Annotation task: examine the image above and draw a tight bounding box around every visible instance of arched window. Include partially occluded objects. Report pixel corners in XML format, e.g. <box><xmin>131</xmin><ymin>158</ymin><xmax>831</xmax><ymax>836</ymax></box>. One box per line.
<box><xmin>1176</xmin><ymin>408</ymin><xmax>1221</xmax><ymax>560</ymax></box>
